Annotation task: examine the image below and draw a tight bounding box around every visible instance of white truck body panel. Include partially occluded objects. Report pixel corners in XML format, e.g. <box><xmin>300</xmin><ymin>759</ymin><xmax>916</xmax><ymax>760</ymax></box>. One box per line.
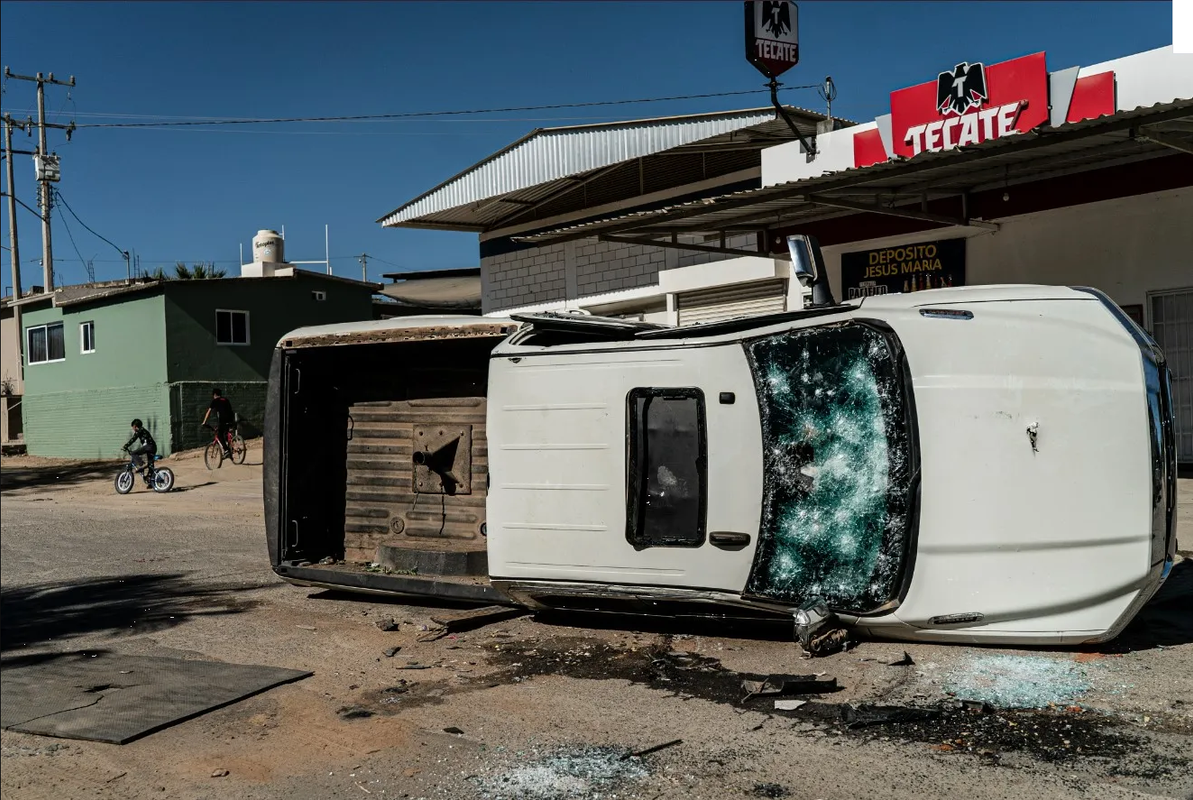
<box><xmin>485</xmin><ymin>286</ymin><xmax>1174</xmax><ymax>644</ymax></box>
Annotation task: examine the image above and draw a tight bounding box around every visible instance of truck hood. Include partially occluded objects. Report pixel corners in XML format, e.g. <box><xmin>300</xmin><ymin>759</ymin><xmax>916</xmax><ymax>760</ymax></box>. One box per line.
<box><xmin>884</xmin><ymin>294</ymin><xmax>1155</xmax><ymax>634</ymax></box>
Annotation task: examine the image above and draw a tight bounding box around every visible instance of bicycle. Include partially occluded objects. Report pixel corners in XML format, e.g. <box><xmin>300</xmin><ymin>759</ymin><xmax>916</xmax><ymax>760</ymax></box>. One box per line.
<box><xmin>203</xmin><ymin>419</ymin><xmax>247</xmax><ymax>470</ymax></box>
<box><xmin>115</xmin><ymin>451</ymin><xmax>175</xmax><ymax>494</ymax></box>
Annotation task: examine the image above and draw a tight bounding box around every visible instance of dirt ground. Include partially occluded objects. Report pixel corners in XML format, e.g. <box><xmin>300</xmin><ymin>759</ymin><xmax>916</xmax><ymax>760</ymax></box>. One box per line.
<box><xmin>1</xmin><ymin>449</ymin><xmax>1191</xmax><ymax>800</ymax></box>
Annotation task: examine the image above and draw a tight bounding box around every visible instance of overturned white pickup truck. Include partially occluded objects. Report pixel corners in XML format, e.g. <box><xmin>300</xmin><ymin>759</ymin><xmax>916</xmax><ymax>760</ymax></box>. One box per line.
<box><xmin>264</xmin><ymin>244</ymin><xmax>1176</xmax><ymax>648</ymax></box>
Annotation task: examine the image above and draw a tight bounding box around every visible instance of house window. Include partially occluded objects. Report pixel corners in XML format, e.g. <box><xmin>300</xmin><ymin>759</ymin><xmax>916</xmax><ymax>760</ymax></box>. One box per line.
<box><xmin>80</xmin><ymin>321</ymin><xmax>96</xmax><ymax>354</ymax></box>
<box><xmin>626</xmin><ymin>388</ymin><xmax>707</xmax><ymax>549</ymax></box>
<box><xmin>27</xmin><ymin>322</ymin><xmax>66</xmax><ymax>364</ymax></box>
<box><xmin>216</xmin><ymin>310</ymin><xmax>250</xmax><ymax>345</ymax></box>
<box><xmin>312</xmin><ymin>290</ymin><xmax>326</xmax><ymax>301</ymax></box>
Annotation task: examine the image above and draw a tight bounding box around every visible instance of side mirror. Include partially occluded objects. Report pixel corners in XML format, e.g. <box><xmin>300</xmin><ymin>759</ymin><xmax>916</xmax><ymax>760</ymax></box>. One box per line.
<box><xmin>785</xmin><ymin>234</ymin><xmax>837</xmax><ymax>308</ymax></box>
<box><xmin>787</xmin><ymin>235</ymin><xmax>817</xmax><ymax>288</ymax></box>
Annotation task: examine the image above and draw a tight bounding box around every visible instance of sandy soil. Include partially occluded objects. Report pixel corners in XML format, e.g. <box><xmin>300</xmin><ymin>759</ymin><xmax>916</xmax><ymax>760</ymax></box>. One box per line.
<box><xmin>1</xmin><ymin>451</ymin><xmax>1190</xmax><ymax>800</ymax></box>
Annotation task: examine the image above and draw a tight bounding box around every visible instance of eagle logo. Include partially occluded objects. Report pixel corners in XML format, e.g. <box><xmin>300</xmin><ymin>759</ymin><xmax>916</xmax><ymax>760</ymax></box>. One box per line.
<box><xmin>936</xmin><ymin>62</ymin><xmax>988</xmax><ymax>116</ymax></box>
<box><xmin>761</xmin><ymin>1</ymin><xmax>792</xmax><ymax>38</ymax></box>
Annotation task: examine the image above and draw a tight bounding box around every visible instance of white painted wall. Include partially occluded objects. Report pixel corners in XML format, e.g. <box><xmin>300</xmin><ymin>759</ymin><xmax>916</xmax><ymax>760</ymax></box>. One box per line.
<box><xmin>1078</xmin><ymin>45</ymin><xmax>1193</xmax><ymax>110</ymax></box>
<box><xmin>819</xmin><ymin>187</ymin><xmax>1193</xmax><ymax>311</ymax></box>
<box><xmin>762</xmin><ymin>121</ymin><xmax>877</xmax><ymax>187</ymax></box>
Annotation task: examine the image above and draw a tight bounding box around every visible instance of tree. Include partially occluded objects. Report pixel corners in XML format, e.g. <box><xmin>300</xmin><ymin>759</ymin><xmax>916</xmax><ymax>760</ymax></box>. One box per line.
<box><xmin>173</xmin><ymin>262</ymin><xmax>227</xmax><ymax>280</ymax></box>
<box><xmin>150</xmin><ymin>262</ymin><xmax>228</xmax><ymax>281</ymax></box>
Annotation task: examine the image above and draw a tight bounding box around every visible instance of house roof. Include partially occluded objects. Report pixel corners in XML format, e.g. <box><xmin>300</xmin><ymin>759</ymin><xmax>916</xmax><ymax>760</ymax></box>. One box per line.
<box><xmin>514</xmin><ymin>99</ymin><xmax>1193</xmax><ymax>246</ymax></box>
<box><xmin>278</xmin><ymin>315</ymin><xmax>518</xmax><ymax>349</ymax></box>
<box><xmin>380</xmin><ymin>268</ymin><xmax>481</xmax><ymax>312</ymax></box>
<box><xmin>8</xmin><ymin>270</ymin><xmax>383</xmax><ymax>310</ymax></box>
<box><xmin>377</xmin><ymin>106</ymin><xmax>840</xmax><ymax>233</ymax></box>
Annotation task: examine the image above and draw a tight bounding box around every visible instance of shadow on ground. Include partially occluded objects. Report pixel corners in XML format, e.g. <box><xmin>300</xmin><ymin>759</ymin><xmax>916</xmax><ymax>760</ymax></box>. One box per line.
<box><xmin>0</xmin><ymin>460</ymin><xmax>119</xmax><ymax>492</ymax></box>
<box><xmin>0</xmin><ymin>573</ymin><xmax>263</xmax><ymax>652</ymax></box>
<box><xmin>1100</xmin><ymin>559</ymin><xmax>1193</xmax><ymax>652</ymax></box>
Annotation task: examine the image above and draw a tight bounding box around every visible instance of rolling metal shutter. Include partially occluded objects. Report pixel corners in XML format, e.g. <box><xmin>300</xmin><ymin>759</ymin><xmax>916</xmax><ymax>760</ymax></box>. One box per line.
<box><xmin>1151</xmin><ymin>288</ymin><xmax>1193</xmax><ymax>464</ymax></box>
<box><xmin>676</xmin><ymin>279</ymin><xmax>788</xmax><ymax>326</ymax></box>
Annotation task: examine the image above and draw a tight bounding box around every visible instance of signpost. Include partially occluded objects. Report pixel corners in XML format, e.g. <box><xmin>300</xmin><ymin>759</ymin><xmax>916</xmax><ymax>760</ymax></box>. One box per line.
<box><xmin>744</xmin><ymin>1</ymin><xmax>816</xmax><ymax>160</ymax></box>
<box><xmin>745</xmin><ymin>0</ymin><xmax>800</xmax><ymax>79</ymax></box>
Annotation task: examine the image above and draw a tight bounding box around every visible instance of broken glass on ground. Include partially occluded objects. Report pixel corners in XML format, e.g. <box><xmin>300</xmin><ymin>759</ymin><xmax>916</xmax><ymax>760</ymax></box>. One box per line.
<box><xmin>743</xmin><ymin>322</ymin><xmax>915</xmax><ymax>613</ymax></box>
<box><xmin>475</xmin><ymin>745</ymin><xmax>650</xmax><ymax>800</ymax></box>
<box><xmin>943</xmin><ymin>655</ymin><xmax>1094</xmax><ymax>709</ymax></box>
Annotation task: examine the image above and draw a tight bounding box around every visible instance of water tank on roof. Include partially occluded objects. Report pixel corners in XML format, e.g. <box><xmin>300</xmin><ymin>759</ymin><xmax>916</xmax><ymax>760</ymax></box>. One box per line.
<box><xmin>252</xmin><ymin>229</ymin><xmax>285</xmax><ymax>264</ymax></box>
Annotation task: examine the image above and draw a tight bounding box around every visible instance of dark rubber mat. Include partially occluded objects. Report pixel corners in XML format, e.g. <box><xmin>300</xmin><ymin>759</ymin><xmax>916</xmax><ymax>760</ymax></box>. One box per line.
<box><xmin>1</xmin><ymin>650</ymin><xmax>311</xmax><ymax>744</ymax></box>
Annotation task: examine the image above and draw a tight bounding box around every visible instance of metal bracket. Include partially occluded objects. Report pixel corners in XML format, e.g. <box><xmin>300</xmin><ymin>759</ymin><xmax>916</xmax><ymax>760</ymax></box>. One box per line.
<box><xmin>768</xmin><ymin>78</ymin><xmax>817</xmax><ymax>162</ymax></box>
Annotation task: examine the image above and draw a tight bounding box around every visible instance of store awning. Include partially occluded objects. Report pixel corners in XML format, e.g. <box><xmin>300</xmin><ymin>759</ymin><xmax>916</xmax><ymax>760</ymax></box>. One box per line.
<box><xmin>377</xmin><ymin>106</ymin><xmax>838</xmax><ymax>233</ymax></box>
<box><xmin>512</xmin><ymin>99</ymin><xmax>1193</xmax><ymax>252</ymax></box>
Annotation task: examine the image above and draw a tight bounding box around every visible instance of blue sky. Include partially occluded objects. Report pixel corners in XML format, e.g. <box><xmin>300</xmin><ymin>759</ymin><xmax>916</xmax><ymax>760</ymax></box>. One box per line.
<box><xmin>0</xmin><ymin>1</ymin><xmax>1175</xmax><ymax>288</ymax></box>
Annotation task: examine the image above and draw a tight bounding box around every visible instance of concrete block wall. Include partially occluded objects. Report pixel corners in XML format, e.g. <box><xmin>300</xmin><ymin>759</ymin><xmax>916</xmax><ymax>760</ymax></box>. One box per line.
<box><xmin>482</xmin><ymin>243</ymin><xmax>569</xmax><ymax>311</ymax></box>
<box><xmin>574</xmin><ymin>239</ymin><xmax>666</xmax><ymax>297</ymax></box>
<box><xmin>482</xmin><ymin>233</ymin><xmax>761</xmax><ymax>313</ymax></box>
<box><xmin>675</xmin><ymin>233</ymin><xmax>758</xmax><ymax>269</ymax></box>
<box><xmin>168</xmin><ymin>380</ymin><xmax>267</xmax><ymax>453</ymax></box>
<box><xmin>23</xmin><ymin>383</ymin><xmax>171</xmax><ymax>459</ymax></box>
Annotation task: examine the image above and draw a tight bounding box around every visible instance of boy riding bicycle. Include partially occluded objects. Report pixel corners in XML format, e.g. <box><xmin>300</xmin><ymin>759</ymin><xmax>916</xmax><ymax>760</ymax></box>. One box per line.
<box><xmin>122</xmin><ymin>419</ymin><xmax>157</xmax><ymax>483</ymax></box>
<box><xmin>201</xmin><ymin>387</ymin><xmax>236</xmax><ymax>459</ymax></box>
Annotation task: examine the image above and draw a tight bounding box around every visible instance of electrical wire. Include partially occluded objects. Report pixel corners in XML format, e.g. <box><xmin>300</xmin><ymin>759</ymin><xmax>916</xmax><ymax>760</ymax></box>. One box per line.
<box><xmin>55</xmin><ymin>193</ymin><xmax>88</xmax><ymax>277</ymax></box>
<box><xmin>0</xmin><ymin>191</ymin><xmax>41</xmax><ymax>220</ymax></box>
<box><xmin>70</xmin><ymin>85</ymin><xmax>822</xmax><ymax>129</ymax></box>
<box><xmin>52</xmin><ymin>189</ymin><xmax>126</xmax><ymax>259</ymax></box>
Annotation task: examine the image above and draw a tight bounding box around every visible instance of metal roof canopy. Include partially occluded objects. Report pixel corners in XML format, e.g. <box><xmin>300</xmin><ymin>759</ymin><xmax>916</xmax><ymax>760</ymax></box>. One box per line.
<box><xmin>513</xmin><ymin>100</ymin><xmax>1193</xmax><ymax>257</ymax></box>
<box><xmin>378</xmin><ymin>106</ymin><xmax>837</xmax><ymax>234</ymax></box>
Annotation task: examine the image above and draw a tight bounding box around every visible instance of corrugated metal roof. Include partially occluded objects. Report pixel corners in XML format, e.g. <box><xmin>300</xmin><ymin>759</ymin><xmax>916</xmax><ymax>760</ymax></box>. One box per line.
<box><xmin>14</xmin><ymin>271</ymin><xmax>383</xmax><ymax>310</ymax></box>
<box><xmin>379</xmin><ymin>106</ymin><xmax>833</xmax><ymax>231</ymax></box>
<box><xmin>515</xmin><ymin>99</ymin><xmax>1193</xmax><ymax>244</ymax></box>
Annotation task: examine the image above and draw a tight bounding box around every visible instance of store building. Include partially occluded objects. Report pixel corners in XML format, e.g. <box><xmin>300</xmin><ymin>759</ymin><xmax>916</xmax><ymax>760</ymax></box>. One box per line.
<box><xmin>379</xmin><ymin>106</ymin><xmax>839</xmax><ymax>323</ymax></box>
<box><xmin>512</xmin><ymin>45</ymin><xmax>1192</xmax><ymax>463</ymax></box>
<box><xmin>382</xmin><ymin>45</ymin><xmax>1190</xmax><ymax>461</ymax></box>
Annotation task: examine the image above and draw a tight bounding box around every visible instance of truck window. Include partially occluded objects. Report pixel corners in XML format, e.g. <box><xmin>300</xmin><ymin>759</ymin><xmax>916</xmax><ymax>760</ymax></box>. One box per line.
<box><xmin>743</xmin><ymin>322</ymin><xmax>916</xmax><ymax>613</ymax></box>
<box><xmin>626</xmin><ymin>388</ymin><xmax>707</xmax><ymax>550</ymax></box>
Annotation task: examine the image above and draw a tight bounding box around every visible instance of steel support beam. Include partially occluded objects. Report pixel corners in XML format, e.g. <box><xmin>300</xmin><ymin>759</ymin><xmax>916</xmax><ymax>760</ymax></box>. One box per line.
<box><xmin>597</xmin><ymin>234</ymin><xmax>775</xmax><ymax>260</ymax></box>
<box><xmin>494</xmin><ymin>163</ymin><xmax>628</xmax><ymax>229</ymax></box>
<box><xmin>806</xmin><ymin>194</ymin><xmax>1000</xmax><ymax>230</ymax></box>
<box><xmin>1137</xmin><ymin>126</ymin><xmax>1193</xmax><ymax>156</ymax></box>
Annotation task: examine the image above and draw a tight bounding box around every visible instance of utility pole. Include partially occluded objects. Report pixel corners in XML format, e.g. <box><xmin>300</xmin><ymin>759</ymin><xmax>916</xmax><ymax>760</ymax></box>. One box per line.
<box><xmin>357</xmin><ymin>253</ymin><xmax>368</xmax><ymax>282</ymax></box>
<box><xmin>3</xmin><ymin>115</ymin><xmax>35</xmax><ymax>301</ymax></box>
<box><xmin>3</xmin><ymin>113</ymin><xmax>37</xmax><ymax>374</ymax></box>
<box><xmin>4</xmin><ymin>68</ymin><xmax>76</xmax><ymax>292</ymax></box>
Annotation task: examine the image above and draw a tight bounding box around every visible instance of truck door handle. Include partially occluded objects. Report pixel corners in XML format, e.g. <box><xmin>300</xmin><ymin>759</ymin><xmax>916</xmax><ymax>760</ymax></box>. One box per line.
<box><xmin>709</xmin><ymin>531</ymin><xmax>751</xmax><ymax>550</ymax></box>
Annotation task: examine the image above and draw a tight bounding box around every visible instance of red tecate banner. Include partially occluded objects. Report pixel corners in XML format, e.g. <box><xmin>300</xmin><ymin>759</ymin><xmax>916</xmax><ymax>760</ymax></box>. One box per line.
<box><xmin>889</xmin><ymin>52</ymin><xmax>1050</xmax><ymax>159</ymax></box>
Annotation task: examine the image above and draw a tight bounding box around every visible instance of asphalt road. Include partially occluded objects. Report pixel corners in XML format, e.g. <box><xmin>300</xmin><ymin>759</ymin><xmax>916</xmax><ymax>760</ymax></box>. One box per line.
<box><xmin>2</xmin><ymin>452</ymin><xmax>1191</xmax><ymax>800</ymax></box>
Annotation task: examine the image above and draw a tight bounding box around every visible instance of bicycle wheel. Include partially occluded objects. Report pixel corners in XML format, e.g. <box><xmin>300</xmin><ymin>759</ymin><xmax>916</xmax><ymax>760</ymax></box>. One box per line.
<box><xmin>204</xmin><ymin>441</ymin><xmax>223</xmax><ymax>470</ymax></box>
<box><xmin>152</xmin><ymin>468</ymin><xmax>175</xmax><ymax>493</ymax></box>
<box><xmin>114</xmin><ymin>470</ymin><xmax>134</xmax><ymax>495</ymax></box>
<box><xmin>231</xmin><ymin>432</ymin><xmax>247</xmax><ymax>464</ymax></box>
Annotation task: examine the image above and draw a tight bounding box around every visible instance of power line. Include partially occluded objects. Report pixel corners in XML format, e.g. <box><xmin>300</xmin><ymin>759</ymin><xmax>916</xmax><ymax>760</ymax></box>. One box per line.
<box><xmin>52</xmin><ymin>189</ymin><xmax>126</xmax><ymax>259</ymax></box>
<box><xmin>70</xmin><ymin>86</ymin><xmax>822</xmax><ymax>129</ymax></box>
<box><xmin>0</xmin><ymin>190</ymin><xmax>41</xmax><ymax>219</ymax></box>
<box><xmin>55</xmin><ymin>193</ymin><xmax>88</xmax><ymax>279</ymax></box>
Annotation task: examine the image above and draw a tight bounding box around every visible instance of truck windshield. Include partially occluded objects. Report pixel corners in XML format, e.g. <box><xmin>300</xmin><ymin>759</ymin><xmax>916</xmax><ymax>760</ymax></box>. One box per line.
<box><xmin>742</xmin><ymin>322</ymin><xmax>917</xmax><ymax>614</ymax></box>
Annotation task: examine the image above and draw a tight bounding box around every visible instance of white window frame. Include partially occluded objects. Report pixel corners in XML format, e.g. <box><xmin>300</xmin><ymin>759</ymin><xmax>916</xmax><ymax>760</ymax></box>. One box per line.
<box><xmin>80</xmin><ymin>321</ymin><xmax>96</xmax><ymax>354</ymax></box>
<box><xmin>215</xmin><ymin>309</ymin><xmax>251</xmax><ymax>346</ymax></box>
<box><xmin>26</xmin><ymin>322</ymin><xmax>66</xmax><ymax>365</ymax></box>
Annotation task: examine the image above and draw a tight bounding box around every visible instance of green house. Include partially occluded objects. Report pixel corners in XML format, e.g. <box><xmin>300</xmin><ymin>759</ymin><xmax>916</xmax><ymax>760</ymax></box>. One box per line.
<box><xmin>13</xmin><ymin>271</ymin><xmax>379</xmax><ymax>458</ymax></box>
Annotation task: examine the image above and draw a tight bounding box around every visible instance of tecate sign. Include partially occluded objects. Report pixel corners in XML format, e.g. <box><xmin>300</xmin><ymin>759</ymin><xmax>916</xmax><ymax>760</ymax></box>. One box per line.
<box><xmin>745</xmin><ymin>1</ymin><xmax>799</xmax><ymax>79</ymax></box>
<box><xmin>889</xmin><ymin>53</ymin><xmax>1049</xmax><ymax>158</ymax></box>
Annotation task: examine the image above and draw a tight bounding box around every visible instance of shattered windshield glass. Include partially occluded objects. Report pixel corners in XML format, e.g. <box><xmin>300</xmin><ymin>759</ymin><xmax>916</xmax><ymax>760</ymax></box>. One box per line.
<box><xmin>743</xmin><ymin>322</ymin><xmax>916</xmax><ymax>613</ymax></box>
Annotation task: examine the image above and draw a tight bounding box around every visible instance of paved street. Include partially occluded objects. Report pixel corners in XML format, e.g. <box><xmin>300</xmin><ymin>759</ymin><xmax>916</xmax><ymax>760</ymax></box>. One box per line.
<box><xmin>2</xmin><ymin>451</ymin><xmax>1191</xmax><ymax>800</ymax></box>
